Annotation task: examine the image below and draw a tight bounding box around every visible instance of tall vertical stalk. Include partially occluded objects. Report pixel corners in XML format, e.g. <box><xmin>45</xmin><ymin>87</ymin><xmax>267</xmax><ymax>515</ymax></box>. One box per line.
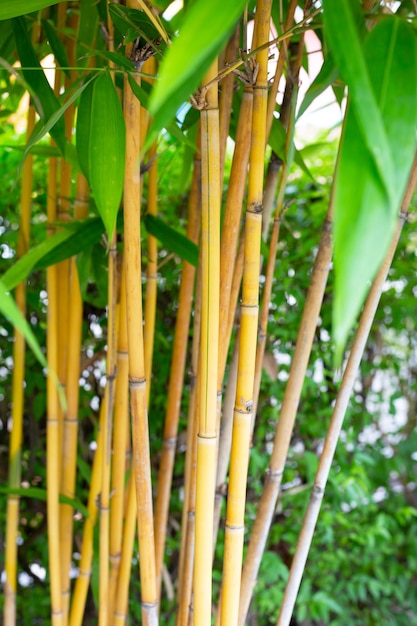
<box><xmin>3</xmin><ymin>103</ymin><xmax>35</xmax><ymax>626</ymax></box>
<box><xmin>218</xmin><ymin>3</ymin><xmax>272</xmax><ymax>625</ymax></box>
<box><xmin>193</xmin><ymin>58</ymin><xmax>221</xmax><ymax>626</ymax></box>
<box><xmin>154</xmin><ymin>136</ymin><xmax>201</xmax><ymax>597</ymax></box>
<box><xmin>123</xmin><ymin>44</ymin><xmax>158</xmax><ymax>626</ymax></box>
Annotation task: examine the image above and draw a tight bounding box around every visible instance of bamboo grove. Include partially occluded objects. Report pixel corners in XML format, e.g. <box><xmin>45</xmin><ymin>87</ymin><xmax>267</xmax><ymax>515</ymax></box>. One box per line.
<box><xmin>1</xmin><ymin>1</ymin><xmax>417</xmax><ymax>625</ymax></box>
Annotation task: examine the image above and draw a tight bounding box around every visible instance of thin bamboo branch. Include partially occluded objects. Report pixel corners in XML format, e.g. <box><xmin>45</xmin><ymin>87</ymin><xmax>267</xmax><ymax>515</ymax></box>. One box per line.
<box><xmin>266</xmin><ymin>0</ymin><xmax>299</xmax><ymax>140</ymax></box>
<box><xmin>3</xmin><ymin>103</ymin><xmax>35</xmax><ymax>626</ymax></box>
<box><xmin>276</xmin><ymin>152</ymin><xmax>417</xmax><ymax>626</ymax></box>
<box><xmin>193</xmin><ymin>58</ymin><xmax>221</xmax><ymax>626</ymax></box>
<box><xmin>238</xmin><ymin>199</ymin><xmax>333</xmax><ymax>626</ymax></box>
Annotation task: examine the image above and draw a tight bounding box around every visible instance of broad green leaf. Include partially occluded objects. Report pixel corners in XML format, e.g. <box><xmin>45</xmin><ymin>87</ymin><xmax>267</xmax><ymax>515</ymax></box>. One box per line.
<box><xmin>2</xmin><ymin>218</ymin><xmax>104</xmax><ymax>291</ymax></box>
<box><xmin>144</xmin><ymin>214</ymin><xmax>198</xmax><ymax>267</ymax></box>
<box><xmin>0</xmin><ymin>279</ymin><xmax>47</xmax><ymax>369</ymax></box>
<box><xmin>0</xmin><ymin>0</ymin><xmax>69</xmax><ymax>20</ymax></box>
<box><xmin>0</xmin><ymin>486</ymin><xmax>89</xmax><ymax>519</ymax></box>
<box><xmin>323</xmin><ymin>0</ymin><xmax>394</xmax><ymax>204</ymax></box>
<box><xmin>333</xmin><ymin>18</ymin><xmax>417</xmax><ymax>360</ymax></box>
<box><xmin>12</xmin><ymin>17</ymin><xmax>66</xmax><ymax>155</ymax></box>
<box><xmin>42</xmin><ymin>18</ymin><xmax>71</xmax><ymax>77</ymax></box>
<box><xmin>147</xmin><ymin>0</ymin><xmax>247</xmax><ymax>146</ymax></box>
<box><xmin>89</xmin><ymin>72</ymin><xmax>126</xmax><ymax>240</ymax></box>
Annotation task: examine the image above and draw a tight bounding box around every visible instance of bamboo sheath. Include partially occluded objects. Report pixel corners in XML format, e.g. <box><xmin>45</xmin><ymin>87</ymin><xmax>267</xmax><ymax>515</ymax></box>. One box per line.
<box><xmin>193</xmin><ymin>59</ymin><xmax>221</xmax><ymax>626</ymax></box>
<box><xmin>277</xmin><ymin>153</ymin><xmax>417</xmax><ymax>626</ymax></box>
<box><xmin>3</xmin><ymin>103</ymin><xmax>35</xmax><ymax>626</ymax></box>
<box><xmin>238</xmin><ymin>204</ymin><xmax>333</xmax><ymax>626</ymax></box>
<box><xmin>219</xmin><ymin>3</ymin><xmax>272</xmax><ymax>625</ymax></box>
<box><xmin>69</xmin><ymin>402</ymin><xmax>105</xmax><ymax>626</ymax></box>
<box><xmin>154</xmin><ymin>135</ymin><xmax>201</xmax><ymax>599</ymax></box>
<box><xmin>123</xmin><ymin>61</ymin><xmax>158</xmax><ymax>626</ymax></box>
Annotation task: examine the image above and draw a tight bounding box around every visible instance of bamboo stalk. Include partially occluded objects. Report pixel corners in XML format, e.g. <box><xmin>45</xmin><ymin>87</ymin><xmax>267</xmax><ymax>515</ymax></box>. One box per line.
<box><xmin>123</xmin><ymin>52</ymin><xmax>158</xmax><ymax>626</ymax></box>
<box><xmin>108</xmin><ymin>262</ymin><xmax>129</xmax><ymax>620</ymax></box>
<box><xmin>68</xmin><ymin>399</ymin><xmax>106</xmax><ymax>626</ymax></box>
<box><xmin>154</xmin><ymin>138</ymin><xmax>201</xmax><ymax>597</ymax></box>
<box><xmin>59</xmin><ymin>174</ymin><xmax>89</xmax><ymax>624</ymax></box>
<box><xmin>276</xmin><ymin>153</ymin><xmax>417</xmax><ymax>626</ymax></box>
<box><xmin>46</xmin><ymin>167</ymin><xmax>64</xmax><ymax>626</ymax></box>
<box><xmin>98</xmin><ymin>229</ymin><xmax>118</xmax><ymax>626</ymax></box>
<box><xmin>3</xmin><ymin>103</ymin><xmax>36</xmax><ymax>626</ymax></box>
<box><xmin>175</xmin><ymin>240</ymin><xmax>203</xmax><ymax>626</ymax></box>
<box><xmin>218</xmin><ymin>3</ymin><xmax>272</xmax><ymax>625</ymax></box>
<box><xmin>238</xmin><ymin>204</ymin><xmax>333</xmax><ymax>626</ymax></box>
<box><xmin>193</xmin><ymin>58</ymin><xmax>221</xmax><ymax>626</ymax></box>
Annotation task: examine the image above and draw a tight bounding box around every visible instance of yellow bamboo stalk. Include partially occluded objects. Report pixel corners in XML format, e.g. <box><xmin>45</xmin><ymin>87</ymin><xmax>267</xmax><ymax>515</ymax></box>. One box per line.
<box><xmin>60</xmin><ymin>174</ymin><xmax>89</xmax><ymax>624</ymax></box>
<box><xmin>218</xmin><ymin>3</ymin><xmax>272</xmax><ymax>625</ymax></box>
<box><xmin>68</xmin><ymin>399</ymin><xmax>106</xmax><ymax>626</ymax></box>
<box><xmin>3</xmin><ymin>103</ymin><xmax>36</xmax><ymax>626</ymax></box>
<box><xmin>47</xmin><ymin>158</ymin><xmax>64</xmax><ymax>626</ymax></box>
<box><xmin>112</xmin><ymin>470</ymin><xmax>137</xmax><ymax>626</ymax></box>
<box><xmin>154</xmin><ymin>137</ymin><xmax>201</xmax><ymax>597</ymax></box>
<box><xmin>176</xmin><ymin>243</ymin><xmax>203</xmax><ymax>626</ymax></box>
<box><xmin>108</xmin><ymin>262</ymin><xmax>129</xmax><ymax>620</ymax></box>
<box><xmin>238</xmin><ymin>203</ymin><xmax>334</xmax><ymax>626</ymax></box>
<box><xmin>277</xmin><ymin>153</ymin><xmax>417</xmax><ymax>626</ymax></box>
<box><xmin>123</xmin><ymin>48</ymin><xmax>158</xmax><ymax>626</ymax></box>
<box><xmin>193</xmin><ymin>57</ymin><xmax>221</xmax><ymax>626</ymax></box>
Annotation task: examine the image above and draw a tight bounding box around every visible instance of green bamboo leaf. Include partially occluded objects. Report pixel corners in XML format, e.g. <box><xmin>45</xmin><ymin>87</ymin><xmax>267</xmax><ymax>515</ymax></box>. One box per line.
<box><xmin>76</xmin><ymin>0</ymin><xmax>99</xmax><ymax>69</ymax></box>
<box><xmin>12</xmin><ymin>17</ymin><xmax>66</xmax><ymax>155</ymax></box>
<box><xmin>333</xmin><ymin>18</ymin><xmax>417</xmax><ymax>361</ymax></box>
<box><xmin>0</xmin><ymin>279</ymin><xmax>47</xmax><ymax>369</ymax></box>
<box><xmin>23</xmin><ymin>73</ymin><xmax>96</xmax><ymax>165</ymax></box>
<box><xmin>323</xmin><ymin>0</ymin><xmax>394</xmax><ymax>204</ymax></box>
<box><xmin>0</xmin><ymin>486</ymin><xmax>89</xmax><ymax>519</ymax></box>
<box><xmin>297</xmin><ymin>56</ymin><xmax>339</xmax><ymax>120</ymax></box>
<box><xmin>147</xmin><ymin>0</ymin><xmax>247</xmax><ymax>146</ymax></box>
<box><xmin>76</xmin><ymin>77</ymin><xmax>95</xmax><ymax>181</ymax></box>
<box><xmin>42</xmin><ymin>18</ymin><xmax>70</xmax><ymax>77</ymax></box>
<box><xmin>0</xmin><ymin>0</ymin><xmax>70</xmax><ymax>20</ymax></box>
<box><xmin>89</xmin><ymin>72</ymin><xmax>126</xmax><ymax>240</ymax></box>
<box><xmin>144</xmin><ymin>214</ymin><xmax>198</xmax><ymax>267</ymax></box>
<box><xmin>2</xmin><ymin>218</ymin><xmax>104</xmax><ymax>292</ymax></box>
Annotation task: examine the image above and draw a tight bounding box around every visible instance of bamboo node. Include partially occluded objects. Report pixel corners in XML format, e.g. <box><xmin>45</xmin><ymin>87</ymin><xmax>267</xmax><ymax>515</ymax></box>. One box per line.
<box><xmin>190</xmin><ymin>87</ymin><xmax>208</xmax><ymax>110</ymax></box>
<box><xmin>129</xmin><ymin>376</ymin><xmax>146</xmax><ymax>388</ymax></box>
<box><xmin>216</xmin><ymin>482</ymin><xmax>228</xmax><ymax>497</ymax></box>
<box><xmin>266</xmin><ymin>467</ymin><xmax>284</xmax><ymax>480</ymax></box>
<box><xmin>312</xmin><ymin>484</ymin><xmax>324</xmax><ymax>498</ymax></box>
<box><xmin>247</xmin><ymin>201</ymin><xmax>263</xmax><ymax>214</ymax></box>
